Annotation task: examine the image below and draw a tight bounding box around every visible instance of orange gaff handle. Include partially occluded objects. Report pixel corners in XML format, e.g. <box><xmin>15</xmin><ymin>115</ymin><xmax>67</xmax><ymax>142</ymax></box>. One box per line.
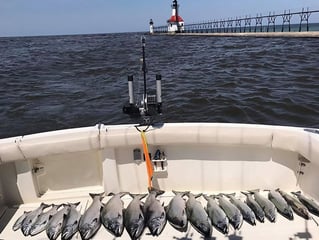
<box><xmin>141</xmin><ymin>131</ymin><xmax>153</xmax><ymax>188</ymax></box>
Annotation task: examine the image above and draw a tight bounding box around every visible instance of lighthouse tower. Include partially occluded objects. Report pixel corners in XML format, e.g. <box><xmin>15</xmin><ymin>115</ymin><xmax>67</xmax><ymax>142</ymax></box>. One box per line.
<box><xmin>149</xmin><ymin>19</ymin><xmax>154</xmax><ymax>34</ymax></box>
<box><xmin>167</xmin><ymin>0</ymin><xmax>184</xmax><ymax>33</ymax></box>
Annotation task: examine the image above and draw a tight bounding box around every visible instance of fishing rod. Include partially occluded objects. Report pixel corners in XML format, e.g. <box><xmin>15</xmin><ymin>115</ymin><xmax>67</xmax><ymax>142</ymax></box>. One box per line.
<box><xmin>123</xmin><ymin>36</ymin><xmax>162</xmax><ymax>125</ymax></box>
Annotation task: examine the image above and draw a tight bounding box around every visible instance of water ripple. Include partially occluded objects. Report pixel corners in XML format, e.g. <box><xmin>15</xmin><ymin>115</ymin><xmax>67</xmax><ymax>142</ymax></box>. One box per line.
<box><xmin>0</xmin><ymin>33</ymin><xmax>319</xmax><ymax>138</ymax></box>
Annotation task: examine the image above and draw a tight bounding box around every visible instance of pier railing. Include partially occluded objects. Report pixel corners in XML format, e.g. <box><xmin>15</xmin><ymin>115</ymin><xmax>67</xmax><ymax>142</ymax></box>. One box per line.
<box><xmin>153</xmin><ymin>8</ymin><xmax>319</xmax><ymax>33</ymax></box>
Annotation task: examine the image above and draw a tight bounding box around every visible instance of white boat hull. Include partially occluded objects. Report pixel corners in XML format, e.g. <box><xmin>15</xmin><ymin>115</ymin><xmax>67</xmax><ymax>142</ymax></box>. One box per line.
<box><xmin>0</xmin><ymin>122</ymin><xmax>319</xmax><ymax>239</ymax></box>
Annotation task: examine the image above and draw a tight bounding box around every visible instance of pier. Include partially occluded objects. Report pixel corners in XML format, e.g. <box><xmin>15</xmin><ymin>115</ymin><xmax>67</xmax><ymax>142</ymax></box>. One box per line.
<box><xmin>152</xmin><ymin>8</ymin><xmax>319</xmax><ymax>37</ymax></box>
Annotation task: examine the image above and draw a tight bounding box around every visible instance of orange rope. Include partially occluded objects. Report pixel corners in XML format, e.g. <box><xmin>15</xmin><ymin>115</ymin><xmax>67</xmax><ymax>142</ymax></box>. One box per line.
<box><xmin>140</xmin><ymin>131</ymin><xmax>153</xmax><ymax>188</ymax></box>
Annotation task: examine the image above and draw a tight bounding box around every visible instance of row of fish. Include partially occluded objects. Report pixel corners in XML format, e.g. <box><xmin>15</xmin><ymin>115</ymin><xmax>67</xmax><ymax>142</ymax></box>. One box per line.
<box><xmin>12</xmin><ymin>188</ymin><xmax>319</xmax><ymax>239</ymax></box>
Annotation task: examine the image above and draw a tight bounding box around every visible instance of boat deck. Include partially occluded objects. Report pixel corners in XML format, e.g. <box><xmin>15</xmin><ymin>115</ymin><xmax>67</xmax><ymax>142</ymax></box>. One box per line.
<box><xmin>1</xmin><ymin>123</ymin><xmax>319</xmax><ymax>239</ymax></box>
<box><xmin>1</xmin><ymin>191</ymin><xmax>318</xmax><ymax>240</ymax></box>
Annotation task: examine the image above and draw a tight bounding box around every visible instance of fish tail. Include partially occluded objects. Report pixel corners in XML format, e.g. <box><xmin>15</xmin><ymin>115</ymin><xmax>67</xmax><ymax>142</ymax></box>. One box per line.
<box><xmin>202</xmin><ymin>194</ymin><xmax>213</xmax><ymax>201</ymax></box>
<box><xmin>172</xmin><ymin>190</ymin><xmax>189</xmax><ymax>197</ymax></box>
<box><xmin>240</xmin><ymin>191</ymin><xmax>252</xmax><ymax>197</ymax></box>
<box><xmin>291</xmin><ymin>191</ymin><xmax>301</xmax><ymax>196</ymax></box>
<box><xmin>89</xmin><ymin>192</ymin><xmax>105</xmax><ymax>200</ymax></box>
<box><xmin>67</xmin><ymin>201</ymin><xmax>81</xmax><ymax>208</ymax></box>
<box><xmin>148</xmin><ymin>187</ymin><xmax>165</xmax><ymax>196</ymax></box>
<box><xmin>202</xmin><ymin>194</ymin><xmax>208</xmax><ymax>201</ymax></box>
<box><xmin>194</xmin><ymin>193</ymin><xmax>202</xmax><ymax>199</ymax></box>
<box><xmin>129</xmin><ymin>193</ymin><xmax>148</xmax><ymax>200</ymax></box>
<box><xmin>119</xmin><ymin>192</ymin><xmax>130</xmax><ymax>198</ymax></box>
<box><xmin>40</xmin><ymin>202</ymin><xmax>51</xmax><ymax>209</ymax></box>
<box><xmin>106</xmin><ymin>192</ymin><xmax>128</xmax><ymax>197</ymax></box>
<box><xmin>223</xmin><ymin>193</ymin><xmax>236</xmax><ymax>198</ymax></box>
<box><xmin>215</xmin><ymin>193</ymin><xmax>224</xmax><ymax>198</ymax></box>
<box><xmin>247</xmin><ymin>189</ymin><xmax>260</xmax><ymax>194</ymax></box>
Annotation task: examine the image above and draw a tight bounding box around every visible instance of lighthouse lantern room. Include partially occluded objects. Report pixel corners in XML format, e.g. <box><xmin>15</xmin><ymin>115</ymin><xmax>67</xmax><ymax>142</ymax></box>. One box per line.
<box><xmin>167</xmin><ymin>0</ymin><xmax>184</xmax><ymax>33</ymax></box>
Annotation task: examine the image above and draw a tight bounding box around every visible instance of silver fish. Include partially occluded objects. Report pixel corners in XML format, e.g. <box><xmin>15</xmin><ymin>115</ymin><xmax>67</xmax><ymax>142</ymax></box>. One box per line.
<box><xmin>186</xmin><ymin>193</ymin><xmax>212</xmax><ymax>238</ymax></box>
<box><xmin>292</xmin><ymin>191</ymin><xmax>319</xmax><ymax>217</ymax></box>
<box><xmin>12</xmin><ymin>210</ymin><xmax>30</xmax><ymax>231</ymax></box>
<box><xmin>268</xmin><ymin>190</ymin><xmax>294</xmax><ymax>220</ymax></box>
<box><xmin>61</xmin><ymin>202</ymin><xmax>81</xmax><ymax>240</ymax></box>
<box><xmin>241</xmin><ymin>192</ymin><xmax>265</xmax><ymax>223</ymax></box>
<box><xmin>78</xmin><ymin>192</ymin><xmax>104</xmax><ymax>240</ymax></box>
<box><xmin>277</xmin><ymin>189</ymin><xmax>311</xmax><ymax>220</ymax></box>
<box><xmin>249</xmin><ymin>190</ymin><xmax>276</xmax><ymax>223</ymax></box>
<box><xmin>203</xmin><ymin>195</ymin><xmax>229</xmax><ymax>235</ymax></box>
<box><xmin>29</xmin><ymin>204</ymin><xmax>61</xmax><ymax>236</ymax></box>
<box><xmin>217</xmin><ymin>195</ymin><xmax>243</xmax><ymax>230</ymax></box>
<box><xmin>124</xmin><ymin>194</ymin><xmax>147</xmax><ymax>240</ymax></box>
<box><xmin>46</xmin><ymin>204</ymin><xmax>70</xmax><ymax>240</ymax></box>
<box><xmin>21</xmin><ymin>203</ymin><xmax>50</xmax><ymax>236</ymax></box>
<box><xmin>224</xmin><ymin>193</ymin><xmax>256</xmax><ymax>226</ymax></box>
<box><xmin>143</xmin><ymin>188</ymin><xmax>167</xmax><ymax>236</ymax></box>
<box><xmin>165</xmin><ymin>190</ymin><xmax>188</xmax><ymax>232</ymax></box>
<box><xmin>101</xmin><ymin>192</ymin><xmax>127</xmax><ymax>237</ymax></box>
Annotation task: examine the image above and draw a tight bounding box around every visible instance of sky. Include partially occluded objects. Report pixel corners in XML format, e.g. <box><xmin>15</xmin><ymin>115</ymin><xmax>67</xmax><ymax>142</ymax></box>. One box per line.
<box><xmin>1</xmin><ymin>0</ymin><xmax>319</xmax><ymax>37</ymax></box>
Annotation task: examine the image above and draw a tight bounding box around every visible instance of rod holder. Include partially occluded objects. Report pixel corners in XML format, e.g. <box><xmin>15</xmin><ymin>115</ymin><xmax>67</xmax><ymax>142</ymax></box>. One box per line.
<box><xmin>156</xmin><ymin>74</ymin><xmax>162</xmax><ymax>114</ymax></box>
<box><xmin>128</xmin><ymin>75</ymin><xmax>134</xmax><ymax>104</ymax></box>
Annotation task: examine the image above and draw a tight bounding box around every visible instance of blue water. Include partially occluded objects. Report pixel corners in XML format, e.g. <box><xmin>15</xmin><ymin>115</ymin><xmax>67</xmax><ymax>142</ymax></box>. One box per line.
<box><xmin>0</xmin><ymin>33</ymin><xmax>319</xmax><ymax>138</ymax></box>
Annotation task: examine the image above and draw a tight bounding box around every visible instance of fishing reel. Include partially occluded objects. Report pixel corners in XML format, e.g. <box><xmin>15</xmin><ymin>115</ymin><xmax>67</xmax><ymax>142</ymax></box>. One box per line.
<box><xmin>122</xmin><ymin>37</ymin><xmax>163</xmax><ymax>125</ymax></box>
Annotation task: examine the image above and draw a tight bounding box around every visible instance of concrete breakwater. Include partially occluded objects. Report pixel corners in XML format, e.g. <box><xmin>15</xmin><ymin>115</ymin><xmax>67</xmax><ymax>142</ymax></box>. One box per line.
<box><xmin>153</xmin><ymin>31</ymin><xmax>319</xmax><ymax>38</ymax></box>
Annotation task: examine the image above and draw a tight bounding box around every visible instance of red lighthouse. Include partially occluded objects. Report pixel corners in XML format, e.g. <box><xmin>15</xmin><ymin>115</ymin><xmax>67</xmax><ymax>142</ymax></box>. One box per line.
<box><xmin>167</xmin><ymin>0</ymin><xmax>184</xmax><ymax>33</ymax></box>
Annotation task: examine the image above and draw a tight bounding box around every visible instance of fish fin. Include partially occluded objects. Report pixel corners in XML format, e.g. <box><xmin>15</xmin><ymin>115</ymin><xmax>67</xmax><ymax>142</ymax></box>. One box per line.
<box><xmin>311</xmin><ymin>216</ymin><xmax>319</xmax><ymax>226</ymax></box>
<box><xmin>139</xmin><ymin>203</ymin><xmax>144</xmax><ymax>212</ymax></box>
<box><xmin>99</xmin><ymin>205</ymin><xmax>104</xmax><ymax>212</ymax></box>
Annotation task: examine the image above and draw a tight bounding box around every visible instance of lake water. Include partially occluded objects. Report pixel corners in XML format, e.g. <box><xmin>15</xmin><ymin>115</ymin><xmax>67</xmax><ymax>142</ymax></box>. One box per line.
<box><xmin>0</xmin><ymin>33</ymin><xmax>319</xmax><ymax>138</ymax></box>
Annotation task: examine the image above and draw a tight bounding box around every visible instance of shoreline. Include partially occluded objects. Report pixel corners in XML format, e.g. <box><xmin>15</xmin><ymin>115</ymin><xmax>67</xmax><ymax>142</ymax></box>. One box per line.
<box><xmin>152</xmin><ymin>31</ymin><xmax>319</xmax><ymax>38</ymax></box>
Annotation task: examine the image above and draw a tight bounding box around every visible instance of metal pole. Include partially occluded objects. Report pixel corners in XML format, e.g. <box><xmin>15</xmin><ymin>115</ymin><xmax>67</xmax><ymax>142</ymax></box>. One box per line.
<box><xmin>141</xmin><ymin>37</ymin><xmax>147</xmax><ymax>110</ymax></box>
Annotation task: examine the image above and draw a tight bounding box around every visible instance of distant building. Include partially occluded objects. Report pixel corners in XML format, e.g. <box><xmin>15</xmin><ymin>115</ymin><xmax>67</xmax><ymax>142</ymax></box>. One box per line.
<box><xmin>167</xmin><ymin>0</ymin><xmax>184</xmax><ymax>33</ymax></box>
<box><xmin>149</xmin><ymin>19</ymin><xmax>154</xmax><ymax>34</ymax></box>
